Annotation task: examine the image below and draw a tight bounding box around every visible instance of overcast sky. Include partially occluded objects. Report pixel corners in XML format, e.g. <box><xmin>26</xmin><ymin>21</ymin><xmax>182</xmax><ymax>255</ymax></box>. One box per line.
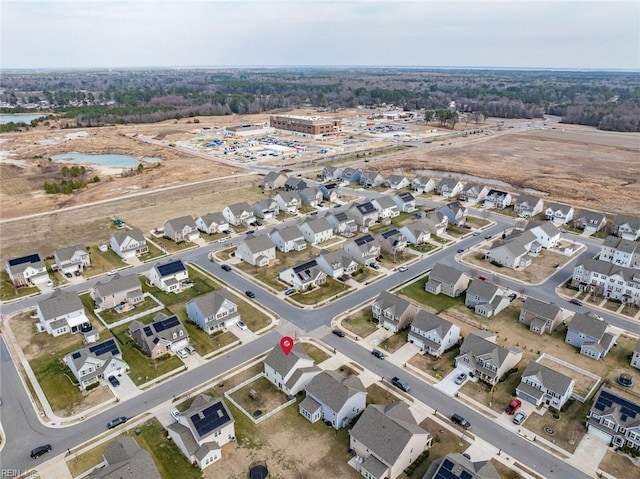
<box><xmin>1</xmin><ymin>1</ymin><xmax>638</xmax><ymax>70</ymax></box>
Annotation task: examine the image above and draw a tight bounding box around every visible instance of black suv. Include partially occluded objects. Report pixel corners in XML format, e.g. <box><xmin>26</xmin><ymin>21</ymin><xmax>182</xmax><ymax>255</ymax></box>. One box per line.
<box><xmin>221</xmin><ymin>264</ymin><xmax>232</xmax><ymax>272</ymax></box>
<box><xmin>31</xmin><ymin>444</ymin><xmax>52</xmax><ymax>459</ymax></box>
<box><xmin>332</xmin><ymin>329</ymin><xmax>345</xmax><ymax>337</ymax></box>
<box><xmin>451</xmin><ymin>413</ymin><xmax>472</xmax><ymax>430</ymax></box>
<box><xmin>391</xmin><ymin>377</ymin><xmax>410</xmax><ymax>392</ymax></box>
<box><xmin>107</xmin><ymin>416</ymin><xmax>128</xmax><ymax>429</ymax></box>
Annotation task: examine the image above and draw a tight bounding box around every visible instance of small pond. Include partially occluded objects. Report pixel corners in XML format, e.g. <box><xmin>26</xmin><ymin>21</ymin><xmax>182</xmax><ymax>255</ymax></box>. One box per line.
<box><xmin>0</xmin><ymin>114</ymin><xmax>48</xmax><ymax>124</ymax></box>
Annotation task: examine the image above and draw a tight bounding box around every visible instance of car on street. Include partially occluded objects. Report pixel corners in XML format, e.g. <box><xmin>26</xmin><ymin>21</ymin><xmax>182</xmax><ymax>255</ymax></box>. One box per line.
<box><xmin>454</xmin><ymin>372</ymin><xmax>467</xmax><ymax>385</ymax></box>
<box><xmin>451</xmin><ymin>413</ymin><xmax>471</xmax><ymax>430</ymax></box>
<box><xmin>177</xmin><ymin>349</ymin><xmax>188</xmax><ymax>359</ymax></box>
<box><xmin>185</xmin><ymin>345</ymin><xmax>196</xmax><ymax>355</ymax></box>
<box><xmin>484</xmin><ymin>235</ymin><xmax>492</xmax><ymax>240</ymax></box>
<box><xmin>108</xmin><ymin>375</ymin><xmax>120</xmax><ymax>387</ymax></box>
<box><xmin>513</xmin><ymin>412</ymin><xmax>527</xmax><ymax>425</ymax></box>
<box><xmin>107</xmin><ymin>270</ymin><xmax>116</xmax><ymax>276</ymax></box>
<box><xmin>245</xmin><ymin>230</ymin><xmax>255</xmax><ymax>235</ymax></box>
<box><xmin>221</xmin><ymin>264</ymin><xmax>232</xmax><ymax>271</ymax></box>
<box><xmin>245</xmin><ymin>291</ymin><xmax>256</xmax><ymax>298</ymax></box>
<box><xmin>30</xmin><ymin>444</ymin><xmax>52</xmax><ymax>459</ymax></box>
<box><xmin>590</xmin><ymin>312</ymin><xmax>604</xmax><ymax>320</ymax></box>
<box><xmin>107</xmin><ymin>416</ymin><xmax>128</xmax><ymax>429</ymax></box>
<box><xmin>371</xmin><ymin>350</ymin><xmax>385</xmax><ymax>359</ymax></box>
<box><xmin>457</xmin><ymin>248</ymin><xmax>464</xmax><ymax>253</ymax></box>
<box><xmin>391</xmin><ymin>377</ymin><xmax>410</xmax><ymax>392</ymax></box>
<box><xmin>398</xmin><ymin>266</ymin><xmax>408</xmax><ymax>272</ymax></box>
<box><xmin>505</xmin><ymin>398</ymin><xmax>522</xmax><ymax>415</ymax></box>
<box><xmin>170</xmin><ymin>409</ymin><xmax>181</xmax><ymax>421</ymax></box>
<box><xmin>332</xmin><ymin>329</ymin><xmax>345</xmax><ymax>337</ymax></box>
<box><xmin>569</xmin><ymin>299</ymin><xmax>583</xmax><ymax>306</ymax></box>
<box><xmin>473</xmin><ymin>232</ymin><xmax>480</xmax><ymax>236</ymax></box>
<box><xmin>478</xmin><ymin>275</ymin><xmax>487</xmax><ymax>281</ymax></box>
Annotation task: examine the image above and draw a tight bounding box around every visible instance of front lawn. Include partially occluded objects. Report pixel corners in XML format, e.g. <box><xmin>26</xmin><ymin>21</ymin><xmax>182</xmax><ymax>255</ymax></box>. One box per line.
<box><xmin>410</xmin><ymin>243</ymin><xmax>438</xmax><ymax>254</ymax></box>
<box><xmin>66</xmin><ymin>439</ymin><xmax>113</xmax><ymax>477</ymax></box>
<box><xmin>30</xmin><ymin>353</ymin><xmax>87</xmax><ymax>416</ymax></box>
<box><xmin>378</xmin><ymin>329</ymin><xmax>409</xmax><ymax>354</ymax></box>
<box><xmin>0</xmin><ymin>271</ymin><xmax>40</xmax><ymax>301</ymax></box>
<box><xmin>140</xmin><ymin>266</ymin><xmax>214</xmax><ymax>306</ymax></box>
<box><xmin>399</xmin><ymin>278</ymin><xmax>464</xmax><ymax>313</ymax></box>
<box><xmin>98</xmin><ymin>296</ymin><xmax>161</xmax><ymax>325</ymax></box>
<box><xmin>152</xmin><ymin>236</ymin><xmax>196</xmax><ymax>254</ymax></box>
<box><xmin>366</xmin><ymin>383</ymin><xmax>397</xmax><ymax>405</ymax></box>
<box><xmin>86</xmin><ymin>249</ymin><xmax>127</xmax><ymax>276</ymax></box>
<box><xmin>342</xmin><ymin>310</ymin><xmax>378</xmax><ymax>339</ymax></box>
<box><xmin>137</xmin><ymin>240</ymin><xmax>166</xmax><ymax>262</ymax></box>
<box><xmin>302</xmin><ymin>342</ymin><xmax>331</xmax><ymax>364</ymax></box>
<box><xmin>294</xmin><ymin>278</ymin><xmax>351</xmax><ymax>305</ymax></box>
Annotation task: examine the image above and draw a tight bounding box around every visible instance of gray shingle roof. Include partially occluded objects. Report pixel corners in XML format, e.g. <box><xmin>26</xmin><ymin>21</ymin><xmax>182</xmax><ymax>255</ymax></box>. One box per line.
<box><xmin>187</xmin><ymin>291</ymin><xmax>236</xmax><ymax>319</ymax></box>
<box><xmin>243</xmin><ymin>235</ymin><xmax>276</xmax><ymax>254</ymax></box>
<box><xmin>305</xmin><ymin>371</ymin><xmax>365</xmax><ymax>413</ymax></box>
<box><xmin>411</xmin><ymin>310</ymin><xmax>455</xmax><ymax>338</ymax></box>
<box><xmin>466</xmin><ymin>280</ymin><xmax>500</xmax><ymax>301</ymax></box>
<box><xmin>521</xmin><ymin>297</ymin><xmax>561</xmax><ymax>321</ymax></box>
<box><xmin>374</xmin><ymin>196</ymin><xmax>397</xmax><ymax>209</ymax></box>
<box><xmin>546</xmin><ymin>202</ymin><xmax>572</xmax><ymax>215</ymax></box>
<box><xmin>93</xmin><ymin>273</ymin><xmax>141</xmax><ymax>299</ymax></box>
<box><xmin>227</xmin><ymin>202</ymin><xmax>252</xmax><ymax>216</ymax></box>
<box><xmin>302</xmin><ymin>217</ymin><xmax>333</xmax><ymax>234</ymax></box>
<box><xmin>54</xmin><ymin>244</ymin><xmax>88</xmax><ymax>263</ymax></box>
<box><xmin>576</xmin><ymin>258</ymin><xmax>640</xmax><ymax>283</ymax></box>
<box><xmin>111</xmin><ymin>228</ymin><xmax>146</xmax><ymax>248</ymax></box>
<box><xmin>38</xmin><ymin>291</ymin><xmax>84</xmax><ymax>320</ymax></box>
<box><xmin>614</xmin><ymin>214</ymin><xmax>640</xmax><ymax>230</ymax></box>
<box><xmin>429</xmin><ymin>263</ymin><xmax>467</xmax><ymax>286</ymax></box>
<box><xmin>264</xmin><ymin>343</ymin><xmax>313</xmax><ymax>378</ymax></box>
<box><xmin>165</xmin><ymin>215</ymin><xmax>196</xmax><ymax>230</ymax></box>
<box><xmin>373</xmin><ymin>291</ymin><xmax>413</xmax><ymax>317</ymax></box>
<box><xmin>270</xmin><ymin>225</ymin><xmax>304</xmax><ymax>242</ymax></box>
<box><xmin>568</xmin><ymin>313</ymin><xmax>608</xmax><ymax>340</ymax></box>
<box><xmin>459</xmin><ymin>332</ymin><xmax>515</xmax><ymax>371</ymax></box>
<box><xmin>521</xmin><ymin>361</ymin><xmax>574</xmax><ymax>396</ymax></box>
<box><xmin>425</xmin><ymin>453</ymin><xmax>501</xmax><ymax>479</ymax></box>
<box><xmin>88</xmin><ymin>436</ymin><xmax>161</xmax><ymax>479</ymax></box>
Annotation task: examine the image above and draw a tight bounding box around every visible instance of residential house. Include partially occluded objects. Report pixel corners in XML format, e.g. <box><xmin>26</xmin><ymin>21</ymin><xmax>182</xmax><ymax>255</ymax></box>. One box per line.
<box><xmin>263</xmin><ymin>343</ymin><xmax>321</xmax><ymax>395</ymax></box>
<box><xmin>484</xmin><ymin>230</ymin><xmax>537</xmax><ymax>269</ymax></box>
<box><xmin>274</xmin><ymin>190</ymin><xmax>302</xmax><ymax>215</ymax></box>
<box><xmin>252</xmin><ymin>199</ymin><xmax>280</xmax><ymax>220</ymax></box>
<box><xmin>284</xmin><ymin>176</ymin><xmax>308</xmax><ymax>191</ymax></box>
<box><xmin>459</xmin><ymin>183</ymin><xmax>489</xmax><ymax>204</ymax></box>
<box><xmin>269</xmin><ymin>225</ymin><xmax>306</xmax><ymax>253</ymax></box>
<box><xmin>565</xmin><ymin>312</ymin><xmax>616</xmax><ymax>360</ymax></box>
<box><xmin>110</xmin><ymin>229</ymin><xmax>148</xmax><ymax>259</ymax></box>
<box><xmin>399</xmin><ymin>221</ymin><xmax>431</xmax><ymax>246</ymax></box>
<box><xmin>408</xmin><ymin>310</ymin><xmax>460</xmax><ymax>357</ymax></box>
<box><xmin>315</xmin><ymin>249</ymin><xmax>358</xmax><ymax>279</ymax></box>
<box><xmin>455</xmin><ymin>331</ymin><xmax>522</xmax><ymax>385</ymax></box>
<box><xmin>36</xmin><ymin>291</ymin><xmax>90</xmax><ymax>336</ymax></box>
<box><xmin>222</xmin><ymin>202</ymin><xmax>255</xmax><ymax>226</ymax></box>
<box><xmin>186</xmin><ymin>291</ymin><xmax>240</xmax><ymax>334</ymax></box>
<box><xmin>518</xmin><ymin>297</ymin><xmax>564</xmax><ymax>335</ymax></box>
<box><xmin>437</xmin><ymin>201</ymin><xmax>468</xmax><ymax>226</ymax></box>
<box><xmin>425</xmin><ymin>263</ymin><xmax>470</xmax><ymax>297</ymax></box>
<box><xmin>260</xmin><ymin>171</ymin><xmax>288</xmax><ymax>190</ymax></box>
<box><xmin>514</xmin><ymin>195</ymin><xmax>544</xmax><ymax>218</ymax></box>
<box><xmin>64</xmin><ymin>339</ymin><xmax>128</xmax><ymax>390</ymax></box>
<box><xmin>299</xmin><ymin>372</ymin><xmax>366</xmax><ymax>429</ymax></box>
<box><xmin>599</xmin><ymin>236</ymin><xmax>640</xmax><ymax>269</ymax></box>
<box><xmin>343</xmin><ymin>234</ymin><xmax>380</xmax><ymax>265</ymax></box>
<box><xmin>326</xmin><ymin>211</ymin><xmax>358</xmax><ymax>237</ymax></box>
<box><xmin>348</xmin><ymin>202</ymin><xmax>380</xmax><ymax>228</ymax></box>
<box><xmin>299</xmin><ymin>217</ymin><xmax>334</xmax><ymax>244</ymax></box>
<box><xmin>372</xmin><ymin>291</ymin><xmax>419</xmax><ymax>332</ymax></box>
<box><xmin>437</xmin><ymin>178</ymin><xmax>464</xmax><ymax>198</ymax></box>
<box><xmin>54</xmin><ymin>245</ymin><xmax>90</xmax><ymax>274</ymax></box>
<box><xmin>195</xmin><ymin>213</ymin><xmax>229</xmax><ymax>235</ymax></box>
<box><xmin>465</xmin><ymin>280</ymin><xmax>510</xmax><ymax>318</ymax></box>
<box><xmin>164</xmin><ymin>216</ymin><xmax>199</xmax><ymax>243</ymax></box>
<box><xmin>167</xmin><ymin>395</ymin><xmax>235</xmax><ymax>469</ymax></box>
<box><xmin>376</xmin><ymin>228</ymin><xmax>407</xmax><ymax>256</ymax></box>
<box><xmin>236</xmin><ymin>236</ymin><xmax>276</xmax><ymax>267</ymax></box>
<box><xmin>385</xmin><ymin>174</ymin><xmax>410</xmax><ymax>190</ymax></box>
<box><xmin>424</xmin><ymin>454</ymin><xmax>500</xmax><ymax>479</ymax></box>
<box><xmin>587</xmin><ymin>388</ymin><xmax>640</xmax><ymax>450</ymax></box>
<box><xmin>372</xmin><ymin>196</ymin><xmax>400</xmax><ymax>219</ymax></box>
<box><xmin>299</xmin><ymin>187</ymin><xmax>323</xmax><ymax>207</ymax></box>
<box><xmin>422</xmin><ymin>211</ymin><xmax>448</xmax><ymax>236</ymax></box>
<box><xmin>361</xmin><ymin>170</ymin><xmax>385</xmax><ymax>188</ymax></box>
<box><xmin>129</xmin><ymin>313</ymin><xmax>188</xmax><ymax>357</ymax></box>
<box><xmin>631</xmin><ymin>340</ymin><xmax>640</xmax><ymax>370</ymax></box>
<box><xmin>5</xmin><ymin>253</ymin><xmax>49</xmax><ymax>287</ymax></box>
<box><xmin>91</xmin><ymin>273</ymin><xmax>143</xmax><ymax>311</ymax></box>
<box><xmin>149</xmin><ymin>260</ymin><xmax>189</xmax><ymax>293</ymax></box>
<box><xmin>412</xmin><ymin>176</ymin><xmax>436</xmax><ymax>194</ymax></box>
<box><xmin>350</xmin><ymin>402</ymin><xmax>432</xmax><ymax>479</ymax></box>
<box><xmin>516</xmin><ymin>361</ymin><xmax>575</xmax><ymax>410</ymax></box>
<box><xmin>525</xmin><ymin>221</ymin><xmax>561</xmax><ymax>248</ymax></box>
<box><xmin>85</xmin><ymin>436</ymin><xmax>161</xmax><ymax>479</ymax></box>
<box><xmin>571</xmin><ymin>258</ymin><xmax>640</xmax><ymax>306</ymax></box>
<box><xmin>613</xmin><ymin>214</ymin><xmax>640</xmax><ymax>240</ymax></box>
<box><xmin>574</xmin><ymin>210</ymin><xmax>607</xmax><ymax>233</ymax></box>
<box><xmin>279</xmin><ymin>259</ymin><xmax>327</xmax><ymax>291</ymax></box>
<box><xmin>341</xmin><ymin>167</ymin><xmax>361</xmax><ymax>184</ymax></box>
<box><xmin>322</xmin><ymin>165</ymin><xmax>342</xmax><ymax>182</ymax></box>
<box><xmin>483</xmin><ymin>189</ymin><xmax>512</xmax><ymax>209</ymax></box>
<box><xmin>393</xmin><ymin>191</ymin><xmax>417</xmax><ymax>213</ymax></box>
<box><xmin>318</xmin><ymin>182</ymin><xmax>340</xmax><ymax>202</ymax></box>
<box><xmin>545</xmin><ymin>202</ymin><xmax>574</xmax><ymax>226</ymax></box>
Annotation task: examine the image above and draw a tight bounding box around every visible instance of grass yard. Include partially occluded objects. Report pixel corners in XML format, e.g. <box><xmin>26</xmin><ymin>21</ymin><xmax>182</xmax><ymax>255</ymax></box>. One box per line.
<box><xmin>622</xmin><ymin>304</ymin><xmax>640</xmax><ymax>317</ymax></box>
<box><xmin>152</xmin><ymin>236</ymin><xmax>197</xmax><ymax>254</ymax></box>
<box><xmin>410</xmin><ymin>243</ymin><xmax>439</xmax><ymax>254</ymax></box>
<box><xmin>295</xmin><ymin>278</ymin><xmax>352</xmax><ymax>305</ymax></box>
<box><xmin>536</xmin><ymin>356</ymin><xmax>599</xmax><ymax>399</ymax></box>
<box><xmin>408</xmin><ymin>347</ymin><xmax>461</xmax><ymax>380</ymax></box>
<box><xmin>128</xmin><ymin>418</ymin><xmax>203</xmax><ymax>479</ymax></box>
<box><xmin>141</xmin><ymin>266</ymin><xmax>214</xmax><ymax>306</ymax></box>
<box><xmin>137</xmin><ymin>240</ymin><xmax>166</xmax><ymax>261</ymax></box>
<box><xmin>399</xmin><ymin>278</ymin><xmax>464</xmax><ymax>313</ymax></box>
<box><xmin>491</xmin><ymin>460</ymin><xmax>525</xmax><ymax>479</ymax></box>
<box><xmin>302</xmin><ymin>342</ymin><xmax>331</xmax><ymax>364</ymax></box>
<box><xmin>97</xmin><ymin>295</ymin><xmax>161</xmax><ymax>325</ymax></box>
<box><xmin>431</xmin><ymin>235</ymin><xmax>452</xmax><ymax>245</ymax></box>
<box><xmin>86</xmin><ymin>249</ymin><xmax>127</xmax><ymax>276</ymax></box>
<box><xmin>366</xmin><ymin>383</ymin><xmax>397</xmax><ymax>405</ymax></box>
<box><xmin>335</xmin><ymin>364</ymin><xmax>360</xmax><ymax>378</ymax></box>
<box><xmin>342</xmin><ymin>309</ymin><xmax>379</xmax><ymax>338</ymax></box>
<box><xmin>228</xmin><ymin>376</ymin><xmax>290</xmax><ymax>417</ymax></box>
<box><xmin>599</xmin><ymin>450</ymin><xmax>640</xmax><ymax>479</ymax></box>
<box><xmin>0</xmin><ymin>271</ymin><xmax>40</xmax><ymax>301</ymax></box>
<box><xmin>66</xmin><ymin>439</ymin><xmax>113</xmax><ymax>477</ymax></box>
<box><xmin>236</xmin><ymin>248</ymin><xmax>319</xmax><ymax>291</ymax></box>
<box><xmin>379</xmin><ymin>329</ymin><xmax>410</xmax><ymax>354</ymax></box>
<box><xmin>460</xmin><ymin>371</ymin><xmax>523</xmax><ymax>413</ymax></box>
<box><xmin>350</xmin><ymin>265</ymin><xmax>381</xmax><ymax>284</ymax></box>
<box><xmin>465</xmin><ymin>216</ymin><xmax>491</xmax><ymax>229</ymax></box>
<box><xmin>178</xmin><ymin>314</ymin><xmax>238</xmax><ymax>356</ymax></box>
<box><xmin>446</xmin><ymin>225</ymin><xmax>468</xmax><ymax>237</ymax></box>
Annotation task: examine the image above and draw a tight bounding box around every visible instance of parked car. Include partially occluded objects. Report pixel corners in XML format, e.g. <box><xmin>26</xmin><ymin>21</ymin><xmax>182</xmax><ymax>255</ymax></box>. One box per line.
<box><xmin>284</xmin><ymin>288</ymin><xmax>296</xmax><ymax>296</ymax></box>
<box><xmin>108</xmin><ymin>375</ymin><xmax>120</xmax><ymax>387</ymax></box>
<box><xmin>454</xmin><ymin>372</ymin><xmax>467</xmax><ymax>385</ymax></box>
<box><xmin>473</xmin><ymin>232</ymin><xmax>480</xmax><ymax>236</ymax></box>
<box><xmin>185</xmin><ymin>345</ymin><xmax>196</xmax><ymax>355</ymax></box>
<box><xmin>590</xmin><ymin>312</ymin><xmax>604</xmax><ymax>321</ymax></box>
<box><xmin>30</xmin><ymin>444</ymin><xmax>52</xmax><ymax>459</ymax></box>
<box><xmin>107</xmin><ymin>270</ymin><xmax>116</xmax><ymax>276</ymax></box>
<box><xmin>245</xmin><ymin>230</ymin><xmax>255</xmax><ymax>235</ymax></box>
<box><xmin>64</xmin><ymin>272</ymin><xmax>73</xmax><ymax>279</ymax></box>
<box><xmin>369</xmin><ymin>262</ymin><xmax>380</xmax><ymax>270</ymax></box>
<box><xmin>177</xmin><ymin>349</ymin><xmax>188</xmax><ymax>359</ymax></box>
<box><xmin>398</xmin><ymin>266</ymin><xmax>408</xmax><ymax>272</ymax></box>
<box><xmin>478</xmin><ymin>275</ymin><xmax>487</xmax><ymax>281</ymax></box>
<box><xmin>237</xmin><ymin>321</ymin><xmax>248</xmax><ymax>330</ymax></box>
<box><xmin>170</xmin><ymin>409</ymin><xmax>181</xmax><ymax>421</ymax></box>
<box><xmin>371</xmin><ymin>350</ymin><xmax>385</xmax><ymax>360</ymax></box>
<box><xmin>484</xmin><ymin>235</ymin><xmax>492</xmax><ymax>240</ymax></box>
<box><xmin>505</xmin><ymin>398</ymin><xmax>522</xmax><ymax>415</ymax></box>
<box><xmin>332</xmin><ymin>329</ymin><xmax>345</xmax><ymax>337</ymax></box>
<box><xmin>508</xmin><ymin>293</ymin><xmax>518</xmax><ymax>302</ymax></box>
<box><xmin>391</xmin><ymin>377</ymin><xmax>410</xmax><ymax>392</ymax></box>
<box><xmin>46</xmin><ymin>279</ymin><xmax>53</xmax><ymax>287</ymax></box>
<box><xmin>221</xmin><ymin>264</ymin><xmax>232</xmax><ymax>271</ymax></box>
<box><xmin>255</xmin><ymin>221</ymin><xmax>263</xmax><ymax>226</ymax></box>
<box><xmin>513</xmin><ymin>412</ymin><xmax>527</xmax><ymax>425</ymax></box>
<box><xmin>223</xmin><ymin>229</ymin><xmax>232</xmax><ymax>235</ymax></box>
<box><xmin>569</xmin><ymin>299</ymin><xmax>583</xmax><ymax>306</ymax></box>
<box><xmin>107</xmin><ymin>416</ymin><xmax>128</xmax><ymax>429</ymax></box>
<box><xmin>451</xmin><ymin>413</ymin><xmax>471</xmax><ymax>430</ymax></box>
<box><xmin>457</xmin><ymin>248</ymin><xmax>465</xmax><ymax>253</ymax></box>
<box><xmin>245</xmin><ymin>291</ymin><xmax>256</xmax><ymax>298</ymax></box>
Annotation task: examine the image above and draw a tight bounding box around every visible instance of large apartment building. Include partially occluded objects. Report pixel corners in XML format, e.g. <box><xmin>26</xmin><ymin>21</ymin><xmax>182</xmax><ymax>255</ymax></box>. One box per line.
<box><xmin>269</xmin><ymin>115</ymin><xmax>342</xmax><ymax>138</ymax></box>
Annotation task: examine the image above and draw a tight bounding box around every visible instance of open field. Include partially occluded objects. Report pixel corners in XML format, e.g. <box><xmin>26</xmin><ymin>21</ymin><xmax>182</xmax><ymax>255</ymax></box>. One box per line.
<box><xmin>599</xmin><ymin>450</ymin><xmax>640</xmax><ymax>479</ymax></box>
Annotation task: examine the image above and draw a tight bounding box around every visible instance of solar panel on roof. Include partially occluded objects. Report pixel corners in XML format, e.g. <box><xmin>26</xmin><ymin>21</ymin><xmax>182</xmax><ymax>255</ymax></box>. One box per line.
<box><xmin>143</xmin><ymin>326</ymin><xmax>153</xmax><ymax>337</ymax></box>
<box><xmin>157</xmin><ymin>261</ymin><xmax>186</xmax><ymax>277</ymax></box>
<box><xmin>460</xmin><ymin>471</ymin><xmax>473</xmax><ymax>479</ymax></box>
<box><xmin>88</xmin><ymin>339</ymin><xmax>119</xmax><ymax>357</ymax></box>
<box><xmin>382</xmin><ymin>229</ymin><xmax>399</xmax><ymax>239</ymax></box>
<box><xmin>354</xmin><ymin>234</ymin><xmax>373</xmax><ymax>246</ymax></box>
<box><xmin>357</xmin><ymin>202</ymin><xmax>376</xmax><ymax>213</ymax></box>
<box><xmin>153</xmin><ymin>315</ymin><xmax>180</xmax><ymax>333</ymax></box>
<box><xmin>72</xmin><ymin>352</ymin><xmax>81</xmax><ymax>359</ymax></box>
<box><xmin>293</xmin><ymin>260</ymin><xmax>317</xmax><ymax>274</ymax></box>
<box><xmin>8</xmin><ymin>253</ymin><xmax>41</xmax><ymax>266</ymax></box>
<box><xmin>595</xmin><ymin>390</ymin><xmax>640</xmax><ymax>418</ymax></box>
<box><xmin>191</xmin><ymin>402</ymin><xmax>231</xmax><ymax>437</ymax></box>
<box><xmin>442</xmin><ymin>459</ymin><xmax>455</xmax><ymax>471</ymax></box>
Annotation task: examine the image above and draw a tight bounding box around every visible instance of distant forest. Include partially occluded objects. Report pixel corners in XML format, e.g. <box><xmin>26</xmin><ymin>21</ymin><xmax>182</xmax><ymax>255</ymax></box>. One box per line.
<box><xmin>1</xmin><ymin>68</ymin><xmax>639</xmax><ymax>132</ymax></box>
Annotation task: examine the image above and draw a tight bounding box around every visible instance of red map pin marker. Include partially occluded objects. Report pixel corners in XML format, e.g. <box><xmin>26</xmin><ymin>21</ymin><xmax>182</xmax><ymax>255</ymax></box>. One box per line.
<box><xmin>280</xmin><ymin>336</ymin><xmax>294</xmax><ymax>356</ymax></box>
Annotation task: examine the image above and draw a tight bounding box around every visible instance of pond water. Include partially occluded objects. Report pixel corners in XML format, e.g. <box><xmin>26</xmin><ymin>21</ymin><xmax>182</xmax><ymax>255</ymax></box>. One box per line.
<box><xmin>51</xmin><ymin>152</ymin><xmax>160</xmax><ymax>168</ymax></box>
<box><xmin>0</xmin><ymin>114</ymin><xmax>48</xmax><ymax>124</ymax></box>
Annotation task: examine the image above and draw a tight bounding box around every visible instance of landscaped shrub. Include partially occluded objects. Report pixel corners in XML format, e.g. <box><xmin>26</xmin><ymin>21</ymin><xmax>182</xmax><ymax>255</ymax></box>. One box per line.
<box><xmin>404</xmin><ymin>450</ymin><xmax>429</xmax><ymax>476</ymax></box>
<box><xmin>85</xmin><ymin>382</ymin><xmax>99</xmax><ymax>391</ymax></box>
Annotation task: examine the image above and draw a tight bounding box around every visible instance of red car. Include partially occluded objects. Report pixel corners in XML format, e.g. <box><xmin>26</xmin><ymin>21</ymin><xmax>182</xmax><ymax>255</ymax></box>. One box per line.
<box><xmin>505</xmin><ymin>399</ymin><xmax>522</xmax><ymax>415</ymax></box>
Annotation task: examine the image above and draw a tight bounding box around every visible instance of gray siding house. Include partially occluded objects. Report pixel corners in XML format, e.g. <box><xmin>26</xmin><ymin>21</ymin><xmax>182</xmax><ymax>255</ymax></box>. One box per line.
<box><xmin>186</xmin><ymin>290</ymin><xmax>240</xmax><ymax>333</ymax></box>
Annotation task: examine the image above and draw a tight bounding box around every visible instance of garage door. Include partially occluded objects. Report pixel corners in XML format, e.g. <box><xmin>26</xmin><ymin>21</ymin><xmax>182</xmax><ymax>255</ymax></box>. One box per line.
<box><xmin>588</xmin><ymin>424</ymin><xmax>612</xmax><ymax>444</ymax></box>
<box><xmin>517</xmin><ymin>390</ymin><xmax>540</xmax><ymax>406</ymax></box>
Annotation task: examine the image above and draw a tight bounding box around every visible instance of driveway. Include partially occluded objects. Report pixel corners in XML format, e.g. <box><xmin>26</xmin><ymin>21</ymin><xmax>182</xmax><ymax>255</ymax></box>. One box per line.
<box><xmin>435</xmin><ymin>367</ymin><xmax>468</xmax><ymax>396</ymax></box>
<box><xmin>110</xmin><ymin>373</ymin><xmax>140</xmax><ymax>402</ymax></box>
